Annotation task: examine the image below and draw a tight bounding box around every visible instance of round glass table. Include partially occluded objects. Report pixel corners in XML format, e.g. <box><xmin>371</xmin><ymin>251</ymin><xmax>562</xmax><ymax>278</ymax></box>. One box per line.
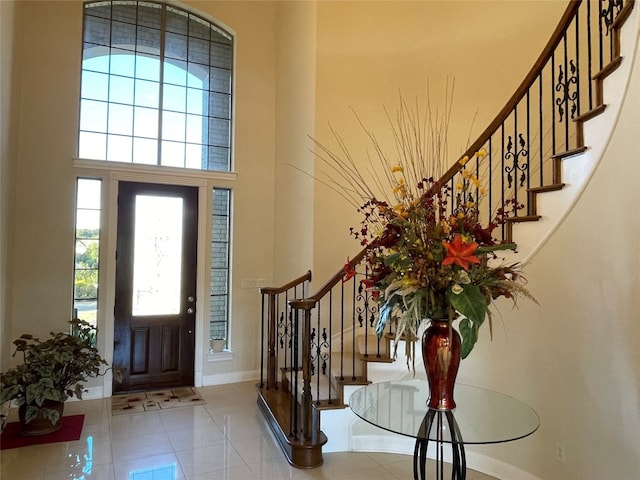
<box><xmin>349</xmin><ymin>380</ymin><xmax>540</xmax><ymax>480</ymax></box>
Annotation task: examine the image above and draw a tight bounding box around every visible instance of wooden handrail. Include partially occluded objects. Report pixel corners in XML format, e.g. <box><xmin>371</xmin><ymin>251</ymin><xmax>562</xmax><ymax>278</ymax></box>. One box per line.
<box><xmin>437</xmin><ymin>0</ymin><xmax>583</xmax><ymax>188</ymax></box>
<box><xmin>289</xmin><ymin>248</ymin><xmax>368</xmax><ymax>310</ymax></box>
<box><xmin>260</xmin><ymin>270</ymin><xmax>312</xmax><ymax>296</ymax></box>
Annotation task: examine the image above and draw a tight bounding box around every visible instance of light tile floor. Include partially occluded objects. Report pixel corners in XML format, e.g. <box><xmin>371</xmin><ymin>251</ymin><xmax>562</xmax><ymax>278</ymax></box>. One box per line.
<box><xmin>0</xmin><ymin>382</ymin><xmax>498</xmax><ymax>480</ymax></box>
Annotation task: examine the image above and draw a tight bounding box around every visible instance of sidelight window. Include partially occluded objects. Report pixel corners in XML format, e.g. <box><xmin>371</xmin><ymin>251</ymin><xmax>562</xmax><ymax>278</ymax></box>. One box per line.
<box><xmin>73</xmin><ymin>178</ymin><xmax>102</xmax><ymax>327</ymax></box>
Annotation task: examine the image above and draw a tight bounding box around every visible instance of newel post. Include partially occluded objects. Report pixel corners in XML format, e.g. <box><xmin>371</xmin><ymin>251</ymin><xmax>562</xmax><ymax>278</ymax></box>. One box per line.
<box><xmin>300</xmin><ymin>307</ymin><xmax>313</xmax><ymax>440</ymax></box>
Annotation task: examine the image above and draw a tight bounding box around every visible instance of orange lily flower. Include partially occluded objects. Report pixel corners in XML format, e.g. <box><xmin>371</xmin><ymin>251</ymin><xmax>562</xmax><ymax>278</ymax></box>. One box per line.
<box><xmin>442</xmin><ymin>234</ymin><xmax>481</xmax><ymax>271</ymax></box>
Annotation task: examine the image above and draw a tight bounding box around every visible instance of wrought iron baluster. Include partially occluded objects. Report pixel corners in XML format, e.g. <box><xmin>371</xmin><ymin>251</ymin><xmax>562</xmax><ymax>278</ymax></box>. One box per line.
<box><xmin>538</xmin><ymin>73</ymin><xmax>544</xmax><ymax>186</ymax></box>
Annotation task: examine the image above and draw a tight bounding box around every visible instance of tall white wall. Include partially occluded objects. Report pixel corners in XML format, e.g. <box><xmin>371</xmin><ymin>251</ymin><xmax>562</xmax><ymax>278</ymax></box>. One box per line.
<box><xmin>0</xmin><ymin>0</ymin><xmax>18</xmax><ymax>371</ymax></box>
<box><xmin>273</xmin><ymin>1</ymin><xmax>316</xmax><ymax>283</ymax></box>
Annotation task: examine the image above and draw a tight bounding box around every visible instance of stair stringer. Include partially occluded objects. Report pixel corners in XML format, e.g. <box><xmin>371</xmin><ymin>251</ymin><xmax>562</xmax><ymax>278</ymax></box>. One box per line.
<box><xmin>501</xmin><ymin>2</ymin><xmax>639</xmax><ymax>267</ymax></box>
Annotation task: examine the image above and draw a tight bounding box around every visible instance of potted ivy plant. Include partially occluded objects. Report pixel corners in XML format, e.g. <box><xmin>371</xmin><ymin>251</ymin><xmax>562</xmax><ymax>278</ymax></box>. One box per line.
<box><xmin>0</xmin><ymin>319</ymin><xmax>111</xmax><ymax>436</ymax></box>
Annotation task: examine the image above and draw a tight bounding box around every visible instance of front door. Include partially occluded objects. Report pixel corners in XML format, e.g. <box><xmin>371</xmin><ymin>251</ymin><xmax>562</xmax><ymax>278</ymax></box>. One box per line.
<box><xmin>113</xmin><ymin>181</ymin><xmax>198</xmax><ymax>392</ymax></box>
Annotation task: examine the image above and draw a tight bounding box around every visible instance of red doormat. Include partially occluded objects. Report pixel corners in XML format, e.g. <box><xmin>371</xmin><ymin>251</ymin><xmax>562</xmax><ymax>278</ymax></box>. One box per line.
<box><xmin>0</xmin><ymin>415</ymin><xmax>84</xmax><ymax>450</ymax></box>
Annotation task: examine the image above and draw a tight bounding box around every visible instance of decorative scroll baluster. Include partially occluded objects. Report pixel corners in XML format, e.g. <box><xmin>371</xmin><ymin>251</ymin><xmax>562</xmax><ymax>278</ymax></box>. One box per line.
<box><xmin>310</xmin><ymin>327</ymin><xmax>317</xmax><ymax>377</ymax></box>
<box><xmin>320</xmin><ymin>329</ymin><xmax>329</xmax><ymax>376</ymax></box>
<box><xmin>504</xmin><ymin>133</ymin><xmax>529</xmax><ymax>193</ymax></box>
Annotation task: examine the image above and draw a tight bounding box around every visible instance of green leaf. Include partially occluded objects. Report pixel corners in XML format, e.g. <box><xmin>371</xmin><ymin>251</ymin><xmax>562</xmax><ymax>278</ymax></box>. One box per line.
<box><xmin>24</xmin><ymin>405</ymin><xmax>39</xmax><ymax>424</ymax></box>
<box><xmin>42</xmin><ymin>407</ymin><xmax>61</xmax><ymax>426</ymax></box>
<box><xmin>459</xmin><ymin>318</ymin><xmax>478</xmax><ymax>359</ymax></box>
<box><xmin>448</xmin><ymin>284</ymin><xmax>487</xmax><ymax>325</ymax></box>
<box><xmin>382</xmin><ymin>252</ymin><xmax>403</xmax><ymax>266</ymax></box>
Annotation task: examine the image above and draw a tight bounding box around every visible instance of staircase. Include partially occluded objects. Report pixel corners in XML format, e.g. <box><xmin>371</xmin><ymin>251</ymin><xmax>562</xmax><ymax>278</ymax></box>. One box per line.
<box><xmin>257</xmin><ymin>0</ymin><xmax>637</xmax><ymax>469</ymax></box>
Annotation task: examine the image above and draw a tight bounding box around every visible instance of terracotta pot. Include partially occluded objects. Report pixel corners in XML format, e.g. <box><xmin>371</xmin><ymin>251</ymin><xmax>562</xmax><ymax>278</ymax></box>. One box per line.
<box><xmin>18</xmin><ymin>401</ymin><xmax>64</xmax><ymax>436</ymax></box>
<box><xmin>421</xmin><ymin>319</ymin><xmax>461</xmax><ymax>410</ymax></box>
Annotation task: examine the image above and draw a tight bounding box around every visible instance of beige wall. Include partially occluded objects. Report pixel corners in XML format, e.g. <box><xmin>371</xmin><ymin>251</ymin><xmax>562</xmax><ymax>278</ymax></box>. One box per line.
<box><xmin>1</xmin><ymin>0</ymin><xmax>18</xmax><ymax>369</ymax></box>
<box><xmin>7</xmin><ymin>0</ymin><xmax>80</xmax><ymax>343</ymax></box>
<box><xmin>273</xmin><ymin>1</ymin><xmax>316</xmax><ymax>283</ymax></box>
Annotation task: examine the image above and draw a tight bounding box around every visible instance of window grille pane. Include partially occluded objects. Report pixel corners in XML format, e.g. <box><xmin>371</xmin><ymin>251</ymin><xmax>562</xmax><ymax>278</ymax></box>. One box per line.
<box><xmin>134</xmin><ymin>79</ymin><xmax>159</xmax><ymax>108</ymax></box>
<box><xmin>163</xmin><ymin>84</ymin><xmax>187</xmax><ymax>112</ymax></box>
<box><xmin>206</xmin><ymin>146</ymin><xmax>230</xmax><ymax>171</ymax></box>
<box><xmin>107</xmin><ymin>134</ymin><xmax>133</xmax><ymax>162</ymax></box>
<box><xmin>111</xmin><ymin>3</ymin><xmax>137</xmax><ymax>24</ymax></box>
<box><xmin>133</xmin><ymin>106</ymin><xmax>158</xmax><ymax>137</ymax></box>
<box><xmin>165</xmin><ymin>32</ymin><xmax>188</xmax><ymax>60</ymax></box>
<box><xmin>108</xmin><ymin>104</ymin><xmax>134</xmax><ymax>135</ymax></box>
<box><xmin>109</xmin><ymin>76</ymin><xmax>134</xmax><ymax>104</ymax></box>
<box><xmin>161</xmin><ymin>140</ymin><xmax>185</xmax><ymax>167</ymax></box>
<box><xmin>209</xmin><ymin>66</ymin><xmax>231</xmax><ymax>94</ymax></box>
<box><xmin>137</xmin><ymin>2</ymin><xmax>162</xmax><ymax>29</ymax></box>
<box><xmin>82</xmin><ymin>71</ymin><xmax>109</xmax><ymax>100</ymax></box>
<box><xmin>185</xmin><ymin>115</ymin><xmax>203</xmax><ymax>144</ymax></box>
<box><xmin>135</xmin><ymin>53</ymin><xmax>160</xmax><ymax>81</ymax></box>
<box><xmin>80</xmin><ymin>99</ymin><xmax>108</xmax><ymax>132</ymax></box>
<box><xmin>84</xmin><ymin>15</ymin><xmax>111</xmax><ymax>45</ymax></box>
<box><xmin>208</xmin><ymin>92</ymin><xmax>230</xmax><ymax>118</ymax></box>
<box><xmin>133</xmin><ymin>137</ymin><xmax>157</xmax><ymax>164</ymax></box>
<box><xmin>112</xmin><ymin>21</ymin><xmax>136</xmax><ymax>50</ymax></box>
<box><xmin>165</xmin><ymin>60</ymin><xmax>188</xmax><ymax>86</ymax></box>
<box><xmin>110</xmin><ymin>50</ymin><xmax>135</xmax><ymax>76</ymax></box>
<box><xmin>162</xmin><ymin>111</ymin><xmax>186</xmax><ymax>142</ymax></box>
<box><xmin>186</xmin><ymin>90</ymin><xmax>204</xmax><ymax>115</ymax></box>
<box><xmin>86</xmin><ymin>3</ymin><xmax>111</xmax><ymax>21</ymax></box>
<box><xmin>136</xmin><ymin>26</ymin><xmax>161</xmax><ymax>54</ymax></box>
<box><xmin>189</xmin><ymin>15</ymin><xmax>211</xmax><ymax>41</ymax></box>
<box><xmin>188</xmin><ymin>37</ymin><xmax>209</xmax><ymax>65</ymax></box>
<box><xmin>166</xmin><ymin>6</ymin><xmax>189</xmax><ymax>35</ymax></box>
<box><xmin>79</xmin><ymin>132</ymin><xmax>107</xmax><ymax>160</ymax></box>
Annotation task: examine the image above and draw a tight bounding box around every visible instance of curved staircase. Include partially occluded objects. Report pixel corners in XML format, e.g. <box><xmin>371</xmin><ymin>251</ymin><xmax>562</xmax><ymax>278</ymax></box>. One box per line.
<box><xmin>257</xmin><ymin>0</ymin><xmax>638</xmax><ymax>472</ymax></box>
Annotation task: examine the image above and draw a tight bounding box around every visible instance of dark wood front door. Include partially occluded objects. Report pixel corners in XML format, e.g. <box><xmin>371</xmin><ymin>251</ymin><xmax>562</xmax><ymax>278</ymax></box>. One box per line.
<box><xmin>113</xmin><ymin>182</ymin><xmax>198</xmax><ymax>392</ymax></box>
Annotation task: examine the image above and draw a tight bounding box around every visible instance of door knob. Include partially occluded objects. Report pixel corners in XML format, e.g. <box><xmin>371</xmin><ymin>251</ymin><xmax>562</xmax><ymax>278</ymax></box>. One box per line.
<box><xmin>187</xmin><ymin>307</ymin><xmax>195</xmax><ymax>314</ymax></box>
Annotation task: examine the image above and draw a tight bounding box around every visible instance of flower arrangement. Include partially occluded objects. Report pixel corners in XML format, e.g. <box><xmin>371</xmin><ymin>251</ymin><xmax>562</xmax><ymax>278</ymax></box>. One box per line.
<box><xmin>313</xmin><ymin>94</ymin><xmax>536</xmax><ymax>367</ymax></box>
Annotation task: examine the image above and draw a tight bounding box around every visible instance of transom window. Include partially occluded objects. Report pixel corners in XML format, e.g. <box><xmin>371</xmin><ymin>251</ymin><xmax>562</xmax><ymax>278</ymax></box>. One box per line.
<box><xmin>79</xmin><ymin>0</ymin><xmax>233</xmax><ymax>171</ymax></box>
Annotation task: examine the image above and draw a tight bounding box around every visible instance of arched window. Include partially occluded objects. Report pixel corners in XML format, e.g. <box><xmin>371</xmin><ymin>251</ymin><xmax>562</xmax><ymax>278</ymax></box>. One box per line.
<box><xmin>79</xmin><ymin>1</ymin><xmax>233</xmax><ymax>171</ymax></box>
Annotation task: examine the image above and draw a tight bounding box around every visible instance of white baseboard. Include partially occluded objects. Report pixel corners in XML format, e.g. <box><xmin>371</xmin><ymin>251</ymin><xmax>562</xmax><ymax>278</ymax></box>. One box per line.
<box><xmin>201</xmin><ymin>369</ymin><xmax>259</xmax><ymax>386</ymax></box>
<box><xmin>75</xmin><ymin>386</ymin><xmax>105</xmax><ymax>401</ymax></box>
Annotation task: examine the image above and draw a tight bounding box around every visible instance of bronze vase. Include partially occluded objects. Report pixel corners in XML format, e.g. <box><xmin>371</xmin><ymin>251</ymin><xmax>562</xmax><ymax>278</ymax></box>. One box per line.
<box><xmin>422</xmin><ymin>319</ymin><xmax>461</xmax><ymax>410</ymax></box>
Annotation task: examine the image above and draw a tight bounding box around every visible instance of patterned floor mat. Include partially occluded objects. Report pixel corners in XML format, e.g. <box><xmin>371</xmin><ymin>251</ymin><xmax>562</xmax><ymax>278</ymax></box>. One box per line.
<box><xmin>111</xmin><ymin>387</ymin><xmax>205</xmax><ymax>415</ymax></box>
